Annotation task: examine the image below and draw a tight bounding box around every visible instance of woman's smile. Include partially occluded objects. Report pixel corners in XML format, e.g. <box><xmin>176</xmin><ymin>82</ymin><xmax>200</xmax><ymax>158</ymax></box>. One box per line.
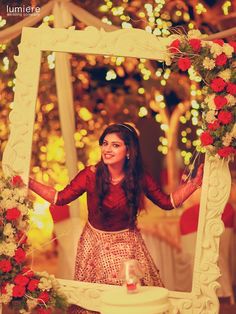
<box><xmin>101</xmin><ymin>133</ymin><xmax>128</xmax><ymax>166</ymax></box>
<box><xmin>103</xmin><ymin>153</ymin><xmax>114</xmax><ymax>159</ymax></box>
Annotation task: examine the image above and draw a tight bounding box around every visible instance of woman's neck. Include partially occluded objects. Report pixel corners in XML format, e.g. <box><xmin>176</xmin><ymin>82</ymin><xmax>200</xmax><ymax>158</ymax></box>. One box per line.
<box><xmin>108</xmin><ymin>164</ymin><xmax>125</xmax><ymax>180</ymax></box>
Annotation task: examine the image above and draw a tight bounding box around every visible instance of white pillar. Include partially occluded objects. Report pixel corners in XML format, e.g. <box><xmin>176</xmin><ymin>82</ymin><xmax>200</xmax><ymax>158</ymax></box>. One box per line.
<box><xmin>53</xmin><ymin>1</ymin><xmax>79</xmax><ymax>217</ymax></box>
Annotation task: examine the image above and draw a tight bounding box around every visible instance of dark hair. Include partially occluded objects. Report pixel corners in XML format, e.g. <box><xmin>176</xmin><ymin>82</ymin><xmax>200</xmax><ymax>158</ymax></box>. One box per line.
<box><xmin>96</xmin><ymin>123</ymin><xmax>144</xmax><ymax>228</ymax></box>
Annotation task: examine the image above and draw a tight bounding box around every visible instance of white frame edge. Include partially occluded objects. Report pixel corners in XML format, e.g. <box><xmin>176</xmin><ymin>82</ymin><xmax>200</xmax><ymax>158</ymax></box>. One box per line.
<box><xmin>2</xmin><ymin>25</ymin><xmax>231</xmax><ymax>314</ymax></box>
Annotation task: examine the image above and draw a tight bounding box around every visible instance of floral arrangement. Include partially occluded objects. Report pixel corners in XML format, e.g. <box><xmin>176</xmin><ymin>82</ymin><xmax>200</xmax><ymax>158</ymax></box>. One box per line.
<box><xmin>0</xmin><ymin>176</ymin><xmax>68</xmax><ymax>313</ymax></box>
<box><xmin>168</xmin><ymin>30</ymin><xmax>236</xmax><ymax>158</ymax></box>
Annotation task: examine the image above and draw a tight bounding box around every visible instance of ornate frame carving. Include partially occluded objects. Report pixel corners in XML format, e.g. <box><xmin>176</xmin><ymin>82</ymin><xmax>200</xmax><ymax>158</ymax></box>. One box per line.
<box><xmin>2</xmin><ymin>25</ymin><xmax>231</xmax><ymax>314</ymax></box>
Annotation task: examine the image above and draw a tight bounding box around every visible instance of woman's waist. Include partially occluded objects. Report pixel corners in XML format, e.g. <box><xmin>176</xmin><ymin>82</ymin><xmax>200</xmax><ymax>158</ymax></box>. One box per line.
<box><xmin>87</xmin><ymin>221</ymin><xmax>131</xmax><ymax>233</ymax></box>
<box><xmin>88</xmin><ymin>211</ymin><xmax>133</xmax><ymax>230</ymax></box>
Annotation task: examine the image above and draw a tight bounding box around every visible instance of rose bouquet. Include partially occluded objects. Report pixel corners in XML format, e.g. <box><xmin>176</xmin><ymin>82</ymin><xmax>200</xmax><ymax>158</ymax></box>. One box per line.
<box><xmin>168</xmin><ymin>30</ymin><xmax>236</xmax><ymax>158</ymax></box>
<box><xmin>0</xmin><ymin>176</ymin><xmax>68</xmax><ymax>313</ymax></box>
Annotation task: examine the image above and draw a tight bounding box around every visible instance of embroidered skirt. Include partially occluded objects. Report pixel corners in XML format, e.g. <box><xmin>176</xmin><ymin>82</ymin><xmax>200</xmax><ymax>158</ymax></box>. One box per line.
<box><xmin>68</xmin><ymin>222</ymin><xmax>163</xmax><ymax>314</ymax></box>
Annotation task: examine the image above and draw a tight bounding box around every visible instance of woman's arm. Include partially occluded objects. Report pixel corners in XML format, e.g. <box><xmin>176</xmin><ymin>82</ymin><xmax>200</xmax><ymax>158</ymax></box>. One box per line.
<box><xmin>171</xmin><ymin>164</ymin><xmax>203</xmax><ymax>208</ymax></box>
<box><xmin>28</xmin><ymin>167</ymin><xmax>90</xmax><ymax>205</ymax></box>
<box><xmin>29</xmin><ymin>178</ymin><xmax>57</xmax><ymax>204</ymax></box>
<box><xmin>144</xmin><ymin>164</ymin><xmax>204</xmax><ymax>210</ymax></box>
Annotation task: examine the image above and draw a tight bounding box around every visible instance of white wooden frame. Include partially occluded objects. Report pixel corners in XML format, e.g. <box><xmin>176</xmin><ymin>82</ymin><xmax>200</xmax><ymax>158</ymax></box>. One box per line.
<box><xmin>2</xmin><ymin>25</ymin><xmax>231</xmax><ymax>314</ymax></box>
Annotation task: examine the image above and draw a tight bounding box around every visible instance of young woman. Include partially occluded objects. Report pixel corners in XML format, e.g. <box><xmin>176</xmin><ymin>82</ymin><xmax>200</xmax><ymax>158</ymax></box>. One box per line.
<box><xmin>29</xmin><ymin>123</ymin><xmax>203</xmax><ymax>313</ymax></box>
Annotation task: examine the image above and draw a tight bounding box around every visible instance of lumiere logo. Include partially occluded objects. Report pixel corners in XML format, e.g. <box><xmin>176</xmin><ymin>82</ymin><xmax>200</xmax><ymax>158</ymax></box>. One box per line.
<box><xmin>6</xmin><ymin>3</ymin><xmax>41</xmax><ymax>17</ymax></box>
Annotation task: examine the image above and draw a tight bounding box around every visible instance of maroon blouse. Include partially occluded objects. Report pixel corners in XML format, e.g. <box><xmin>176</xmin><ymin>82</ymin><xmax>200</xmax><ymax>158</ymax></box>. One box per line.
<box><xmin>56</xmin><ymin>167</ymin><xmax>173</xmax><ymax>231</ymax></box>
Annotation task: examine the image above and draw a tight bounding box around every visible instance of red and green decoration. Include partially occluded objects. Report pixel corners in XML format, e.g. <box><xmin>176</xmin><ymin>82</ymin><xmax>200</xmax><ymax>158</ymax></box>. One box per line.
<box><xmin>0</xmin><ymin>176</ymin><xmax>68</xmax><ymax>313</ymax></box>
<box><xmin>169</xmin><ymin>30</ymin><xmax>236</xmax><ymax>158</ymax></box>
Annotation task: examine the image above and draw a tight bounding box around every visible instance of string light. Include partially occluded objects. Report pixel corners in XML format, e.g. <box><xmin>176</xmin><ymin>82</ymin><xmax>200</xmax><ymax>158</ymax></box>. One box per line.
<box><xmin>138</xmin><ymin>106</ymin><xmax>148</xmax><ymax>117</ymax></box>
<box><xmin>196</xmin><ymin>3</ymin><xmax>207</xmax><ymax>14</ymax></box>
<box><xmin>222</xmin><ymin>1</ymin><xmax>231</xmax><ymax>15</ymax></box>
<box><xmin>0</xmin><ymin>16</ymin><xmax>6</xmax><ymax>27</ymax></box>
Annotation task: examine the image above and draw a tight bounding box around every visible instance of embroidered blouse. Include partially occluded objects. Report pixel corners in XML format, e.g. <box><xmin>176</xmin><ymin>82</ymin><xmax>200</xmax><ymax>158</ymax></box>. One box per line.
<box><xmin>55</xmin><ymin>166</ymin><xmax>173</xmax><ymax>231</ymax></box>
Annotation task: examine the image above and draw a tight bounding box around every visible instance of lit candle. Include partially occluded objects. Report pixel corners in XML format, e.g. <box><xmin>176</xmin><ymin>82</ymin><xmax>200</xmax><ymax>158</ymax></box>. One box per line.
<box><xmin>126</xmin><ymin>277</ymin><xmax>138</xmax><ymax>293</ymax></box>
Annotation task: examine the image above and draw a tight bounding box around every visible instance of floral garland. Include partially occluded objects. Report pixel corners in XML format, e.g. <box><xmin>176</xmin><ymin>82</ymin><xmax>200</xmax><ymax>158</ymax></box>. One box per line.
<box><xmin>0</xmin><ymin>176</ymin><xmax>68</xmax><ymax>314</ymax></box>
<box><xmin>168</xmin><ymin>30</ymin><xmax>236</xmax><ymax>158</ymax></box>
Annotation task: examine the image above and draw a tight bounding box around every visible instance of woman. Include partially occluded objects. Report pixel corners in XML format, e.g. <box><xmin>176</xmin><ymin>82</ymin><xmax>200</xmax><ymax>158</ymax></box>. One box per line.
<box><xmin>29</xmin><ymin>123</ymin><xmax>203</xmax><ymax>313</ymax></box>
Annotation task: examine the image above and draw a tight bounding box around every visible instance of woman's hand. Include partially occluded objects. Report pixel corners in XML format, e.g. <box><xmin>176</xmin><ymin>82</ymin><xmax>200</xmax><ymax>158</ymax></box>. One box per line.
<box><xmin>192</xmin><ymin>163</ymin><xmax>204</xmax><ymax>188</ymax></box>
<box><xmin>29</xmin><ymin>178</ymin><xmax>57</xmax><ymax>204</ymax></box>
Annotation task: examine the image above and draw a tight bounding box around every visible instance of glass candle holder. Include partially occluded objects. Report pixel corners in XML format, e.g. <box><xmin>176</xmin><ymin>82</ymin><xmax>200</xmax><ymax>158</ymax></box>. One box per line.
<box><xmin>119</xmin><ymin>259</ymin><xmax>144</xmax><ymax>293</ymax></box>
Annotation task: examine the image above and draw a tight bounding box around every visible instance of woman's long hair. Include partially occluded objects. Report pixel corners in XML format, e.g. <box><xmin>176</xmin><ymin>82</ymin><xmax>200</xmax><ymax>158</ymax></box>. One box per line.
<box><xmin>96</xmin><ymin>123</ymin><xmax>144</xmax><ymax>227</ymax></box>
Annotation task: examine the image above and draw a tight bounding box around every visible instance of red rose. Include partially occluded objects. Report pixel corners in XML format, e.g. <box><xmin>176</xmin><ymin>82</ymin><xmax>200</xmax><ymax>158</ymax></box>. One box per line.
<box><xmin>226</xmin><ymin>82</ymin><xmax>236</xmax><ymax>96</ymax></box>
<box><xmin>200</xmin><ymin>131</ymin><xmax>214</xmax><ymax>146</ymax></box>
<box><xmin>208</xmin><ymin>120</ymin><xmax>220</xmax><ymax>131</ymax></box>
<box><xmin>0</xmin><ymin>259</ymin><xmax>12</xmax><ymax>272</ymax></box>
<box><xmin>12</xmin><ymin>285</ymin><xmax>26</xmax><ymax>297</ymax></box>
<box><xmin>169</xmin><ymin>39</ymin><xmax>180</xmax><ymax>53</ymax></box>
<box><xmin>229</xmin><ymin>41</ymin><xmax>236</xmax><ymax>53</ymax></box>
<box><xmin>14</xmin><ymin>247</ymin><xmax>26</xmax><ymax>264</ymax></box>
<box><xmin>178</xmin><ymin>57</ymin><xmax>191</xmax><ymax>71</ymax></box>
<box><xmin>215</xmin><ymin>53</ymin><xmax>227</xmax><ymax>66</ymax></box>
<box><xmin>27</xmin><ymin>279</ymin><xmax>40</xmax><ymax>292</ymax></box>
<box><xmin>213</xmin><ymin>39</ymin><xmax>224</xmax><ymax>46</ymax></box>
<box><xmin>14</xmin><ymin>274</ymin><xmax>30</xmax><ymax>286</ymax></box>
<box><xmin>6</xmin><ymin>207</ymin><xmax>21</xmax><ymax>221</ymax></box>
<box><xmin>38</xmin><ymin>291</ymin><xmax>50</xmax><ymax>304</ymax></box>
<box><xmin>37</xmin><ymin>307</ymin><xmax>52</xmax><ymax>314</ymax></box>
<box><xmin>214</xmin><ymin>95</ymin><xmax>228</xmax><ymax>109</ymax></box>
<box><xmin>210</xmin><ymin>77</ymin><xmax>226</xmax><ymax>92</ymax></box>
<box><xmin>218</xmin><ymin>111</ymin><xmax>233</xmax><ymax>124</ymax></box>
<box><xmin>217</xmin><ymin>147</ymin><xmax>236</xmax><ymax>158</ymax></box>
<box><xmin>189</xmin><ymin>38</ymin><xmax>201</xmax><ymax>53</ymax></box>
<box><xmin>22</xmin><ymin>267</ymin><xmax>35</xmax><ymax>277</ymax></box>
<box><xmin>11</xmin><ymin>175</ymin><xmax>24</xmax><ymax>187</ymax></box>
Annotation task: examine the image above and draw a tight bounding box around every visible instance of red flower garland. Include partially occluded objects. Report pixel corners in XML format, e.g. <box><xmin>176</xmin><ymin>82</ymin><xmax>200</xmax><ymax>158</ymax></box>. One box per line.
<box><xmin>38</xmin><ymin>291</ymin><xmax>50</xmax><ymax>304</ymax></box>
<box><xmin>215</xmin><ymin>53</ymin><xmax>227</xmax><ymax>66</ymax></box>
<box><xmin>169</xmin><ymin>39</ymin><xmax>180</xmax><ymax>53</ymax></box>
<box><xmin>0</xmin><ymin>176</ymin><xmax>68</xmax><ymax>313</ymax></box>
<box><xmin>210</xmin><ymin>78</ymin><xmax>227</xmax><ymax>92</ymax></box>
<box><xmin>208</xmin><ymin>120</ymin><xmax>220</xmax><ymax>131</ymax></box>
<box><xmin>217</xmin><ymin>147</ymin><xmax>236</xmax><ymax>158</ymax></box>
<box><xmin>227</xmin><ymin>82</ymin><xmax>236</xmax><ymax>96</ymax></box>
<box><xmin>14</xmin><ymin>274</ymin><xmax>30</xmax><ymax>286</ymax></box>
<box><xmin>27</xmin><ymin>279</ymin><xmax>40</xmax><ymax>292</ymax></box>
<box><xmin>189</xmin><ymin>38</ymin><xmax>201</xmax><ymax>53</ymax></box>
<box><xmin>178</xmin><ymin>57</ymin><xmax>191</xmax><ymax>71</ymax></box>
<box><xmin>12</xmin><ymin>285</ymin><xmax>26</xmax><ymax>298</ymax></box>
<box><xmin>214</xmin><ymin>95</ymin><xmax>228</xmax><ymax>109</ymax></box>
<box><xmin>218</xmin><ymin>111</ymin><xmax>233</xmax><ymax>124</ymax></box>
<box><xmin>0</xmin><ymin>259</ymin><xmax>12</xmax><ymax>272</ymax></box>
<box><xmin>6</xmin><ymin>207</ymin><xmax>21</xmax><ymax>220</ymax></box>
<box><xmin>169</xmin><ymin>35</ymin><xmax>235</xmax><ymax>158</ymax></box>
<box><xmin>11</xmin><ymin>175</ymin><xmax>24</xmax><ymax>187</ymax></box>
<box><xmin>200</xmin><ymin>131</ymin><xmax>214</xmax><ymax>146</ymax></box>
<box><xmin>14</xmin><ymin>247</ymin><xmax>26</xmax><ymax>263</ymax></box>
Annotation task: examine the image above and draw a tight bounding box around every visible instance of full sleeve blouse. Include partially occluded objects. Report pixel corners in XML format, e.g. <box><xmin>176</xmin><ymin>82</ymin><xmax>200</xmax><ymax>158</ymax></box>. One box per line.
<box><xmin>55</xmin><ymin>167</ymin><xmax>173</xmax><ymax>231</ymax></box>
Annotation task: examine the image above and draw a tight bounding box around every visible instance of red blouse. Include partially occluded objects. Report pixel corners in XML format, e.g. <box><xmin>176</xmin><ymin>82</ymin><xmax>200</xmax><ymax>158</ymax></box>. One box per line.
<box><xmin>56</xmin><ymin>167</ymin><xmax>173</xmax><ymax>231</ymax></box>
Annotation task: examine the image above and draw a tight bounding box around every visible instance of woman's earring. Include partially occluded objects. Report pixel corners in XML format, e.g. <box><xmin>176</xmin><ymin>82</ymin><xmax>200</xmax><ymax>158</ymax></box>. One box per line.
<box><xmin>127</xmin><ymin>154</ymin><xmax>130</xmax><ymax>160</ymax></box>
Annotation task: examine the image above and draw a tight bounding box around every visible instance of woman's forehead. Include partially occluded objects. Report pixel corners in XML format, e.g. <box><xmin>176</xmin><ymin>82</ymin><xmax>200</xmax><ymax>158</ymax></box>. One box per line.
<box><xmin>104</xmin><ymin>132</ymin><xmax>124</xmax><ymax>142</ymax></box>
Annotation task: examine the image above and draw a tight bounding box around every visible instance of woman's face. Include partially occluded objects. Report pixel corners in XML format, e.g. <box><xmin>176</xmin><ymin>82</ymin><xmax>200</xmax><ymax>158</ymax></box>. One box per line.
<box><xmin>101</xmin><ymin>133</ymin><xmax>128</xmax><ymax>167</ymax></box>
